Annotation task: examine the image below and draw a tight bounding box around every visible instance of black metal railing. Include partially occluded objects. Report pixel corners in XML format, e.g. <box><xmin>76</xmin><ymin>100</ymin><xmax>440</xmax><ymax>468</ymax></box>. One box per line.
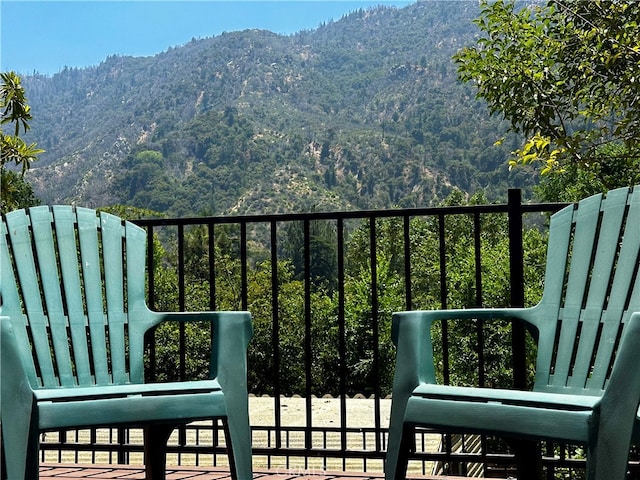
<box><xmin>41</xmin><ymin>190</ymin><xmax>581</xmax><ymax>477</ymax></box>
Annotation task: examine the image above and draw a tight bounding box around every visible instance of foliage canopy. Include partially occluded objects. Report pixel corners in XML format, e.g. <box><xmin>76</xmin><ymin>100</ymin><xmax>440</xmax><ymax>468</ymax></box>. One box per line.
<box><xmin>1</xmin><ymin>72</ymin><xmax>42</xmax><ymax>212</ymax></box>
<box><xmin>454</xmin><ymin>0</ymin><xmax>640</xmax><ymax>185</ymax></box>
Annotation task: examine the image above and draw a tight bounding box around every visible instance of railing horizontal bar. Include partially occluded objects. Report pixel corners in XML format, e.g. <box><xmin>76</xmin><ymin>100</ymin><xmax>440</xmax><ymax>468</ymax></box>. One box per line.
<box><xmin>133</xmin><ymin>202</ymin><xmax>569</xmax><ymax>228</ymax></box>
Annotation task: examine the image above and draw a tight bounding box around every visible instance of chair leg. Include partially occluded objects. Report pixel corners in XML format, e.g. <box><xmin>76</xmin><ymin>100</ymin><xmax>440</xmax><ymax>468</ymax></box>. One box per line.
<box><xmin>509</xmin><ymin>439</ymin><xmax>542</xmax><ymax>480</ymax></box>
<box><xmin>144</xmin><ymin>424</ymin><xmax>176</xmax><ymax>480</ymax></box>
<box><xmin>397</xmin><ymin>426</ymin><xmax>414</xmax><ymax>480</ymax></box>
<box><xmin>1</xmin><ymin>440</ymin><xmax>5</xmax><ymax>480</ymax></box>
<box><xmin>222</xmin><ymin>419</ymin><xmax>238</xmax><ymax>480</ymax></box>
<box><xmin>587</xmin><ymin>428</ymin><xmax>633</xmax><ymax>480</ymax></box>
<box><xmin>385</xmin><ymin>424</ymin><xmax>413</xmax><ymax>480</ymax></box>
<box><xmin>224</xmin><ymin>412</ymin><xmax>253</xmax><ymax>480</ymax></box>
<box><xmin>1</xmin><ymin>405</ymin><xmax>40</xmax><ymax>480</ymax></box>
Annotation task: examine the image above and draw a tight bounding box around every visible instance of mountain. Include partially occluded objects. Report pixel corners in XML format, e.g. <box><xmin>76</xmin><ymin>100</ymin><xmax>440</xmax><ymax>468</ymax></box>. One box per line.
<box><xmin>21</xmin><ymin>1</ymin><xmax>536</xmax><ymax>216</ymax></box>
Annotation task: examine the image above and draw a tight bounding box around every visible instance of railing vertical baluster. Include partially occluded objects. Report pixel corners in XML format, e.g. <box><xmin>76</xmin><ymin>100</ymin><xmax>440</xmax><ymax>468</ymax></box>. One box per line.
<box><xmin>438</xmin><ymin>213</ymin><xmax>452</xmax><ymax>463</ymax></box>
<box><xmin>473</xmin><ymin>213</ymin><xmax>485</xmax><ymax>387</ymax></box>
<box><xmin>438</xmin><ymin>214</ymin><xmax>449</xmax><ymax>384</ymax></box>
<box><xmin>403</xmin><ymin>214</ymin><xmax>412</xmax><ymax>310</ymax></box>
<box><xmin>208</xmin><ymin>222</ymin><xmax>216</xmax><ymax>310</ymax></box>
<box><xmin>177</xmin><ymin>225</ymin><xmax>186</xmax><ymax>379</ymax></box>
<box><xmin>369</xmin><ymin>216</ymin><xmax>382</xmax><ymax>453</ymax></box>
<box><xmin>209</xmin><ymin>219</ymin><xmax>217</xmax><ymax>468</ymax></box>
<box><xmin>240</xmin><ymin>222</ymin><xmax>248</xmax><ymax>311</ymax></box>
<box><xmin>508</xmin><ymin>188</ymin><xmax>526</xmax><ymax>390</ymax></box>
<box><xmin>147</xmin><ymin>225</ymin><xmax>155</xmax><ymax>310</ymax></box>
<box><xmin>270</xmin><ymin>220</ymin><xmax>282</xmax><ymax>450</ymax></box>
<box><xmin>337</xmin><ymin>218</ymin><xmax>348</xmax><ymax>467</ymax></box>
<box><xmin>177</xmin><ymin>224</ymin><xmax>187</xmax><ymax>456</ymax></box>
<box><xmin>303</xmin><ymin>219</ymin><xmax>312</xmax><ymax>456</ymax></box>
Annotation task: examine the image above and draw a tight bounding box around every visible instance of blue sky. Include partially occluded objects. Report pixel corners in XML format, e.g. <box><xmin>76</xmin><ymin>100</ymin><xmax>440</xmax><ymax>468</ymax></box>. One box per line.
<box><xmin>1</xmin><ymin>0</ymin><xmax>413</xmax><ymax>75</ymax></box>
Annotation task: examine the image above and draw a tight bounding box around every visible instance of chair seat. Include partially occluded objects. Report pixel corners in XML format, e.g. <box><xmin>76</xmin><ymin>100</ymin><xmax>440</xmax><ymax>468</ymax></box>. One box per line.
<box><xmin>35</xmin><ymin>380</ymin><xmax>226</xmax><ymax>430</ymax></box>
<box><xmin>406</xmin><ymin>384</ymin><xmax>600</xmax><ymax>443</ymax></box>
<box><xmin>35</xmin><ymin>379</ymin><xmax>222</xmax><ymax>402</ymax></box>
<box><xmin>413</xmin><ymin>383</ymin><xmax>601</xmax><ymax>410</ymax></box>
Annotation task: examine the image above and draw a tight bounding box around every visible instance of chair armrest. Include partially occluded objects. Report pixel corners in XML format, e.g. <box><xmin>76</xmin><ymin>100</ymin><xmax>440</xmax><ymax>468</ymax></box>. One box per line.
<box><xmin>386</xmin><ymin>307</ymin><xmax>537</xmax><ymax>473</ymax></box>
<box><xmin>147</xmin><ymin>311</ymin><xmax>252</xmax><ymax>386</ymax></box>
<box><xmin>391</xmin><ymin>307</ymin><xmax>537</xmax><ymax>386</ymax></box>
<box><xmin>389</xmin><ymin>308</ymin><xmax>538</xmax><ymax>430</ymax></box>
<box><xmin>149</xmin><ymin>311</ymin><xmax>253</xmax><ymax>428</ymax></box>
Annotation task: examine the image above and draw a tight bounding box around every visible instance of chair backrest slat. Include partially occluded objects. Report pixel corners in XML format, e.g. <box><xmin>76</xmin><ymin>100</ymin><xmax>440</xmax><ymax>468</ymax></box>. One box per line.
<box><xmin>124</xmin><ymin>222</ymin><xmax>149</xmax><ymax>383</ymax></box>
<box><xmin>30</xmin><ymin>207</ymin><xmax>77</xmax><ymax>386</ymax></box>
<box><xmin>532</xmin><ymin>206</ymin><xmax>573</xmax><ymax>386</ymax></box>
<box><xmin>1</xmin><ymin>218</ymin><xmax>42</xmax><ymax>386</ymax></box>
<box><xmin>100</xmin><ymin>212</ymin><xmax>128</xmax><ymax>384</ymax></box>
<box><xmin>76</xmin><ymin>207</ymin><xmax>112</xmax><ymax>385</ymax></box>
<box><xmin>52</xmin><ymin>206</ymin><xmax>94</xmax><ymax>385</ymax></box>
<box><xmin>618</xmin><ymin>189</ymin><xmax>640</xmax><ymax>315</ymax></box>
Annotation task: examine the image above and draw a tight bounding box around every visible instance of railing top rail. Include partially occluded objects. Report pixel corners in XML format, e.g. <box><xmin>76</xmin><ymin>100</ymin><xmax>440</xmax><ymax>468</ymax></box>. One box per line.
<box><xmin>132</xmin><ymin>199</ymin><xmax>570</xmax><ymax>227</ymax></box>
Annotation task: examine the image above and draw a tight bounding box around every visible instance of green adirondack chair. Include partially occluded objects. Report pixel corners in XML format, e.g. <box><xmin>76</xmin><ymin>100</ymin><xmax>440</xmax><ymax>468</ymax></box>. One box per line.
<box><xmin>385</xmin><ymin>186</ymin><xmax>640</xmax><ymax>480</ymax></box>
<box><xmin>0</xmin><ymin>206</ymin><xmax>253</xmax><ymax>480</ymax></box>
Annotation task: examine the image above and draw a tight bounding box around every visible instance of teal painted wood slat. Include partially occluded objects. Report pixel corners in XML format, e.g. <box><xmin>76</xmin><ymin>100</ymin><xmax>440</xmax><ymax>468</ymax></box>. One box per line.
<box><xmin>76</xmin><ymin>207</ymin><xmax>111</xmax><ymax>385</ymax></box>
<box><xmin>5</xmin><ymin>209</ymin><xmax>59</xmax><ymax>387</ymax></box>
<box><xmin>124</xmin><ymin>221</ymin><xmax>150</xmax><ymax>383</ymax></box>
<box><xmin>539</xmin><ymin>206</ymin><xmax>575</xmax><ymax>308</ymax></box>
<box><xmin>29</xmin><ymin>207</ymin><xmax>76</xmax><ymax>386</ymax></box>
<box><xmin>621</xmin><ymin>188</ymin><xmax>640</xmax><ymax>315</ymax></box>
<box><xmin>100</xmin><ymin>211</ymin><xmax>128</xmax><ymax>384</ymax></box>
<box><xmin>52</xmin><ymin>206</ymin><xmax>94</xmax><ymax>386</ymax></box>
<box><xmin>0</xmin><ymin>220</ymin><xmax>40</xmax><ymax>386</ymax></box>
<box><xmin>550</xmin><ymin>194</ymin><xmax>602</xmax><ymax>388</ymax></box>
<box><xmin>532</xmin><ymin>206</ymin><xmax>574</xmax><ymax>388</ymax></box>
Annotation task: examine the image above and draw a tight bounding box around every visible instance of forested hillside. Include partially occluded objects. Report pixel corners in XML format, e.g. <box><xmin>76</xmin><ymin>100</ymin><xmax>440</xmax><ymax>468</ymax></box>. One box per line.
<box><xmin>21</xmin><ymin>1</ymin><xmax>536</xmax><ymax>216</ymax></box>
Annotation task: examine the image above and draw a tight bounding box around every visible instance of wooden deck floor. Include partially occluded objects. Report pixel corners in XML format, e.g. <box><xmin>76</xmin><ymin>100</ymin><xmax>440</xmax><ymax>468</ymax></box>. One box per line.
<box><xmin>39</xmin><ymin>464</ymin><xmax>472</xmax><ymax>480</ymax></box>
